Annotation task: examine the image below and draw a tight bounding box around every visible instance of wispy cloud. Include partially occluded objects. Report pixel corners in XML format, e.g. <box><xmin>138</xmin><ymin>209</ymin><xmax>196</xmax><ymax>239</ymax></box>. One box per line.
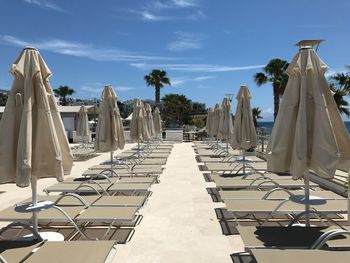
<box><xmin>187</xmin><ymin>10</ymin><xmax>206</xmax><ymax>20</ymax></box>
<box><xmin>0</xmin><ymin>35</ymin><xmax>175</xmax><ymax>62</ymax></box>
<box><xmin>116</xmin><ymin>0</ymin><xmax>202</xmax><ymax>22</ymax></box>
<box><xmin>167</xmin><ymin>31</ymin><xmax>206</xmax><ymax>51</ymax></box>
<box><xmin>150</xmin><ymin>0</ymin><xmax>198</xmax><ymax>9</ymax></box>
<box><xmin>118</xmin><ymin>86</ymin><xmax>137</xmax><ymax>91</ymax></box>
<box><xmin>130</xmin><ymin>63</ymin><xmax>265</xmax><ymax>73</ymax></box>
<box><xmin>171</xmin><ymin>76</ymin><xmax>208</xmax><ymax>86</ymax></box>
<box><xmin>79</xmin><ymin>83</ymin><xmax>137</xmax><ymax>96</ymax></box>
<box><xmin>171</xmin><ymin>75</ymin><xmax>216</xmax><ymax>86</ymax></box>
<box><xmin>24</xmin><ymin>0</ymin><xmax>68</xmax><ymax>13</ymax></box>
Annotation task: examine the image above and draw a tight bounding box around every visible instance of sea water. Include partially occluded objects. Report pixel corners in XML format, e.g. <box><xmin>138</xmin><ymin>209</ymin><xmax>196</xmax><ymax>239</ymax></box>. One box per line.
<box><xmin>257</xmin><ymin>121</ymin><xmax>350</xmax><ymax>135</ymax></box>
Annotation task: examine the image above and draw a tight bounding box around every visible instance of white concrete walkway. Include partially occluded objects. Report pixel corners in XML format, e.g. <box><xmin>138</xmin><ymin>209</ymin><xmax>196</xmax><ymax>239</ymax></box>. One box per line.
<box><xmin>116</xmin><ymin>142</ymin><xmax>240</xmax><ymax>263</ymax></box>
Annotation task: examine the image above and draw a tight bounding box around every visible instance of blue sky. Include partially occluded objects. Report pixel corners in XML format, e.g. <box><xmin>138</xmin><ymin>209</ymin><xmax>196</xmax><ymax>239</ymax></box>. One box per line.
<box><xmin>0</xmin><ymin>0</ymin><xmax>349</xmax><ymax>120</ymax></box>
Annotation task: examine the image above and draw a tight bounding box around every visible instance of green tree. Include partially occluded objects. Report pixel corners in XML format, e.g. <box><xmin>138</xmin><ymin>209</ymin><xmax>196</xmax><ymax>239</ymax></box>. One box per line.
<box><xmin>0</xmin><ymin>93</ymin><xmax>8</xmax><ymax>106</ymax></box>
<box><xmin>329</xmin><ymin>84</ymin><xmax>350</xmax><ymax>117</ymax></box>
<box><xmin>254</xmin><ymin>58</ymin><xmax>289</xmax><ymax>120</ymax></box>
<box><xmin>144</xmin><ymin>69</ymin><xmax>171</xmax><ymax>105</ymax></box>
<box><xmin>161</xmin><ymin>94</ymin><xmax>191</xmax><ymax>127</ymax></box>
<box><xmin>252</xmin><ymin>107</ymin><xmax>263</xmax><ymax>127</ymax></box>
<box><xmin>53</xmin><ymin>85</ymin><xmax>75</xmax><ymax>106</ymax></box>
<box><xmin>330</xmin><ymin>66</ymin><xmax>350</xmax><ymax>93</ymax></box>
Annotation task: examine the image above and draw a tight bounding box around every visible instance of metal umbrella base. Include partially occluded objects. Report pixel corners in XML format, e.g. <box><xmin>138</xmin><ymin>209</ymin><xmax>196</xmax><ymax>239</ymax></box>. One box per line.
<box><xmin>15</xmin><ymin>200</ymin><xmax>64</xmax><ymax>241</ymax></box>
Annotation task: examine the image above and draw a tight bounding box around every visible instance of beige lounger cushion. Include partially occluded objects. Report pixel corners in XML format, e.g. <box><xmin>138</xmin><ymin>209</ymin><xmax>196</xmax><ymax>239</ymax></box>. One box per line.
<box><xmin>219</xmin><ymin>190</ymin><xmax>344</xmax><ymax>200</ymax></box>
<box><xmin>251</xmin><ymin>249</ymin><xmax>350</xmax><ymax>263</ymax></box>
<box><xmin>0</xmin><ymin>241</ymin><xmax>42</xmax><ymax>263</ymax></box>
<box><xmin>224</xmin><ymin>199</ymin><xmax>347</xmax><ymax>214</ymax></box>
<box><xmin>25</xmin><ymin>241</ymin><xmax>116</xmax><ymax>263</ymax></box>
<box><xmin>213</xmin><ymin>177</ymin><xmax>317</xmax><ymax>189</ymax></box>
<box><xmin>76</xmin><ymin>206</ymin><xmax>138</xmax><ymax>222</ymax></box>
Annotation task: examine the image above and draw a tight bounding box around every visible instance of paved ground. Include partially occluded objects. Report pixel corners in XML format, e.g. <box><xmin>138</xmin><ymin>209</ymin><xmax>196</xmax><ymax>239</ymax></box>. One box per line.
<box><xmin>116</xmin><ymin>142</ymin><xmax>243</xmax><ymax>263</ymax></box>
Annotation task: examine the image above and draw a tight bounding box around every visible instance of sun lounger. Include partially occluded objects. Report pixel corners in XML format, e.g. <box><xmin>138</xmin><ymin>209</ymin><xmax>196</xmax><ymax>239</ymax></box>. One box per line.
<box><xmin>0</xmin><ymin>205</ymin><xmax>140</xmax><ymax>241</ymax></box>
<box><xmin>89</xmin><ymin>165</ymin><xmax>163</xmax><ymax>174</ymax></box>
<box><xmin>248</xmin><ymin>249</ymin><xmax>350</xmax><ymax>263</ymax></box>
<box><xmin>219</xmin><ymin>190</ymin><xmax>344</xmax><ymax>200</ymax></box>
<box><xmin>81</xmin><ymin>169</ymin><xmax>160</xmax><ymax>180</ymax></box>
<box><xmin>224</xmin><ymin>199</ymin><xmax>347</xmax><ymax>223</ymax></box>
<box><xmin>116</xmin><ymin>152</ymin><xmax>170</xmax><ymax>158</ymax></box>
<box><xmin>63</xmin><ymin>176</ymin><xmax>156</xmax><ymax>184</ymax></box>
<box><xmin>195</xmin><ymin>148</ymin><xmax>239</xmax><ymax>156</ymax></box>
<box><xmin>112</xmin><ymin>158</ymin><xmax>167</xmax><ymax>165</ymax></box>
<box><xmin>237</xmin><ymin>225</ymin><xmax>350</xmax><ymax>249</ymax></box>
<box><xmin>210</xmin><ymin>172</ymin><xmax>292</xmax><ymax>181</ymax></box>
<box><xmin>0</xmin><ymin>241</ymin><xmax>116</xmax><ymax>263</ymax></box>
<box><xmin>213</xmin><ymin>177</ymin><xmax>317</xmax><ymax>190</ymax></box>
<box><xmin>23</xmin><ymin>195</ymin><xmax>148</xmax><ymax>207</ymax></box>
<box><xmin>24</xmin><ymin>241</ymin><xmax>117</xmax><ymax>263</ymax></box>
<box><xmin>203</xmin><ymin>162</ymin><xmax>267</xmax><ymax>172</ymax></box>
<box><xmin>0</xmin><ymin>240</ymin><xmax>117</xmax><ymax>263</ymax></box>
<box><xmin>44</xmin><ymin>182</ymin><xmax>151</xmax><ymax>195</ymax></box>
<box><xmin>199</xmin><ymin>155</ymin><xmax>264</xmax><ymax>163</ymax></box>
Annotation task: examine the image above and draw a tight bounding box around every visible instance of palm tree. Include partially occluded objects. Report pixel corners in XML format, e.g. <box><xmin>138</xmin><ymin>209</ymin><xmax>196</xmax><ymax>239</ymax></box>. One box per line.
<box><xmin>0</xmin><ymin>93</ymin><xmax>8</xmax><ymax>106</ymax></box>
<box><xmin>161</xmin><ymin>93</ymin><xmax>191</xmax><ymax>127</ymax></box>
<box><xmin>53</xmin><ymin>85</ymin><xmax>75</xmax><ymax>106</ymax></box>
<box><xmin>254</xmin><ymin>58</ymin><xmax>289</xmax><ymax>120</ymax></box>
<box><xmin>329</xmin><ymin>84</ymin><xmax>350</xmax><ymax>117</ymax></box>
<box><xmin>330</xmin><ymin>66</ymin><xmax>350</xmax><ymax>93</ymax></box>
<box><xmin>144</xmin><ymin>69</ymin><xmax>171</xmax><ymax>105</ymax></box>
<box><xmin>252</xmin><ymin>107</ymin><xmax>263</xmax><ymax>127</ymax></box>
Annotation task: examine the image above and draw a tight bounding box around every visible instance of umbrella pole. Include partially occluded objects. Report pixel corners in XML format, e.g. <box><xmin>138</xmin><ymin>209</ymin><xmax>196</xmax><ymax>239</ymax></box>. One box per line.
<box><xmin>348</xmin><ymin>172</ymin><xmax>350</xmax><ymax>225</ymax></box>
<box><xmin>110</xmin><ymin>151</ymin><xmax>114</xmax><ymax>177</ymax></box>
<box><xmin>138</xmin><ymin>140</ymin><xmax>140</xmax><ymax>159</ymax></box>
<box><xmin>304</xmin><ymin>171</ymin><xmax>310</xmax><ymax>226</ymax></box>
<box><xmin>31</xmin><ymin>176</ymin><xmax>39</xmax><ymax>236</ymax></box>
<box><xmin>242</xmin><ymin>149</ymin><xmax>246</xmax><ymax>175</ymax></box>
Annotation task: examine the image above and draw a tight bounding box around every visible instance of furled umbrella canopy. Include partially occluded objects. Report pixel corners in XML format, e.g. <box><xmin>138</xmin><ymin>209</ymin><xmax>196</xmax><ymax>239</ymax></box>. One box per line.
<box><xmin>267</xmin><ymin>47</ymin><xmax>350</xmax><ymax>179</ymax></box>
<box><xmin>153</xmin><ymin>107</ymin><xmax>162</xmax><ymax>134</ymax></box>
<box><xmin>267</xmin><ymin>45</ymin><xmax>350</xmax><ymax>225</ymax></box>
<box><xmin>95</xmin><ymin>85</ymin><xmax>125</xmax><ymax>152</ymax></box>
<box><xmin>211</xmin><ymin>103</ymin><xmax>221</xmax><ymax>137</ymax></box>
<box><xmin>145</xmin><ymin>103</ymin><xmax>155</xmax><ymax>137</ymax></box>
<box><xmin>217</xmin><ymin>98</ymin><xmax>233</xmax><ymax>141</ymax></box>
<box><xmin>0</xmin><ymin>47</ymin><xmax>73</xmax><ymax>186</ymax></box>
<box><xmin>76</xmin><ymin>105</ymin><xmax>90</xmax><ymax>138</ymax></box>
<box><xmin>130</xmin><ymin>99</ymin><xmax>150</xmax><ymax>142</ymax></box>
<box><xmin>206</xmin><ymin>107</ymin><xmax>214</xmax><ymax>137</ymax></box>
<box><xmin>231</xmin><ymin>85</ymin><xmax>257</xmax><ymax>150</ymax></box>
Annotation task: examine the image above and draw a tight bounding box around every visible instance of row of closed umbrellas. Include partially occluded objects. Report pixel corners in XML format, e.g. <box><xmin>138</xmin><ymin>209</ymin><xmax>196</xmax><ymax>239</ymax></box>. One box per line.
<box><xmin>206</xmin><ymin>85</ymin><xmax>257</xmax><ymax>151</ymax></box>
<box><xmin>0</xmin><ymin>47</ymin><xmax>163</xmax><ymax>239</ymax></box>
<box><xmin>206</xmin><ymin>45</ymin><xmax>350</xmax><ymax>226</ymax></box>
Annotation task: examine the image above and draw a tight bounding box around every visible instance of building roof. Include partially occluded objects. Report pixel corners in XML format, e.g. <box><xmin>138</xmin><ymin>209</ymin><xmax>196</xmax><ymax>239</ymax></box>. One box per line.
<box><xmin>0</xmin><ymin>105</ymin><xmax>95</xmax><ymax>114</ymax></box>
<box><xmin>58</xmin><ymin>105</ymin><xmax>95</xmax><ymax>113</ymax></box>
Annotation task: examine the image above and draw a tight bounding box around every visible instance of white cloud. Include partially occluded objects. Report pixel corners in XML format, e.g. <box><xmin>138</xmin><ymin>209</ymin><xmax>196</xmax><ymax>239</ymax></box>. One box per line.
<box><xmin>24</xmin><ymin>0</ymin><xmax>68</xmax><ymax>13</ymax></box>
<box><xmin>171</xmin><ymin>75</ymin><xmax>215</xmax><ymax>86</ymax></box>
<box><xmin>130</xmin><ymin>63</ymin><xmax>266</xmax><ymax>73</ymax></box>
<box><xmin>172</xmin><ymin>0</ymin><xmax>197</xmax><ymax>7</ymax></box>
<box><xmin>187</xmin><ymin>10</ymin><xmax>206</xmax><ymax>20</ymax></box>
<box><xmin>150</xmin><ymin>0</ymin><xmax>197</xmax><ymax>9</ymax></box>
<box><xmin>117</xmin><ymin>0</ymin><xmax>200</xmax><ymax>22</ymax></box>
<box><xmin>167</xmin><ymin>31</ymin><xmax>205</xmax><ymax>51</ymax></box>
<box><xmin>117</xmin><ymin>86</ymin><xmax>136</xmax><ymax>91</ymax></box>
<box><xmin>0</xmin><ymin>35</ymin><xmax>175</xmax><ymax>62</ymax></box>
